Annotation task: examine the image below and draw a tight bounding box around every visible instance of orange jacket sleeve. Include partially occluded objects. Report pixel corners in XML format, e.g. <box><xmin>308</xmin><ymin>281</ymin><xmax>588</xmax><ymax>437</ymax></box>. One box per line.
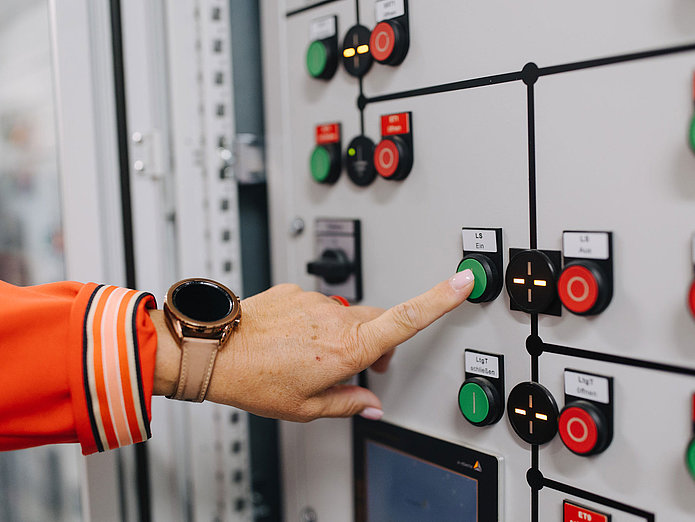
<box><xmin>0</xmin><ymin>280</ymin><xmax>157</xmax><ymax>455</ymax></box>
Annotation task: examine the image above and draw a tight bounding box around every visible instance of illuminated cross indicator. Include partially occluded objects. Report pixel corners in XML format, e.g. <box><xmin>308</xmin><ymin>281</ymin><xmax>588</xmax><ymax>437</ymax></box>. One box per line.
<box><xmin>507</xmin><ymin>382</ymin><xmax>559</xmax><ymax>445</ymax></box>
<box><xmin>341</xmin><ymin>25</ymin><xmax>373</xmax><ymax>78</ymax></box>
<box><xmin>505</xmin><ymin>249</ymin><xmax>560</xmax><ymax>315</ymax></box>
<box><xmin>512</xmin><ymin>392</ymin><xmax>550</xmax><ymax>435</ymax></box>
<box><xmin>511</xmin><ymin>261</ymin><xmax>548</xmax><ymax>304</ymax></box>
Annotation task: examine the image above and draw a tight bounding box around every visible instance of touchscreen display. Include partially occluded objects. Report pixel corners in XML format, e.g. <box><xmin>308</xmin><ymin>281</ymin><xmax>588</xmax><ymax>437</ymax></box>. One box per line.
<box><xmin>366</xmin><ymin>440</ymin><xmax>478</xmax><ymax>521</ymax></box>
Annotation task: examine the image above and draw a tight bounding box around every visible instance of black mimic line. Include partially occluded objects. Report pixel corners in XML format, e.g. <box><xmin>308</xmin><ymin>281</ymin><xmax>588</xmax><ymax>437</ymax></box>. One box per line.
<box><xmin>286</xmin><ymin>0</ymin><xmax>343</xmax><ymax>17</ymax></box>
<box><xmin>363</xmin><ymin>71</ymin><xmax>524</xmax><ymax>105</ymax></box>
<box><xmin>542</xmin><ymin>341</ymin><xmax>695</xmax><ymax>377</ymax></box>
<box><xmin>538</xmin><ymin>40</ymin><xmax>695</xmax><ymax>78</ymax></box>
<box><xmin>524</xmin><ymin>65</ymin><xmax>538</xmax><ymax>251</ymax></box>
<box><xmin>362</xmin><ymin>40</ymin><xmax>695</xmax><ymax>107</ymax></box>
<box><xmin>543</xmin><ymin>477</ymin><xmax>654</xmax><ymax>521</ymax></box>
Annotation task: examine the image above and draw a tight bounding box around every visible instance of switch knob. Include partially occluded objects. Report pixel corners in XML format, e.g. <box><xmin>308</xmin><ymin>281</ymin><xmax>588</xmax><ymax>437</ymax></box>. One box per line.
<box><xmin>458</xmin><ymin>377</ymin><xmax>503</xmax><ymax>426</ymax></box>
<box><xmin>306</xmin><ymin>40</ymin><xmax>337</xmax><ymax>80</ymax></box>
<box><xmin>369</xmin><ymin>20</ymin><xmax>408</xmax><ymax>65</ymax></box>
<box><xmin>374</xmin><ymin>136</ymin><xmax>412</xmax><ymax>180</ymax></box>
<box><xmin>505</xmin><ymin>249</ymin><xmax>559</xmax><ymax>315</ymax></box>
<box><xmin>507</xmin><ymin>382</ymin><xmax>559</xmax><ymax>445</ymax></box>
<box><xmin>557</xmin><ymin>262</ymin><xmax>610</xmax><ymax>315</ymax></box>
<box><xmin>310</xmin><ymin>145</ymin><xmax>341</xmax><ymax>184</ymax></box>
<box><xmin>558</xmin><ymin>400</ymin><xmax>610</xmax><ymax>456</ymax></box>
<box><xmin>342</xmin><ymin>25</ymin><xmax>373</xmax><ymax>78</ymax></box>
<box><xmin>457</xmin><ymin>254</ymin><xmax>502</xmax><ymax>303</ymax></box>
<box><xmin>345</xmin><ymin>136</ymin><xmax>377</xmax><ymax>186</ymax></box>
<box><xmin>307</xmin><ymin>249</ymin><xmax>353</xmax><ymax>284</ymax></box>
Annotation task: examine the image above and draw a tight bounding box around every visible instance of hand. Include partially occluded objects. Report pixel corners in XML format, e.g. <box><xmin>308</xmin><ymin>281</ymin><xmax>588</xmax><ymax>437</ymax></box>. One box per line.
<box><xmin>152</xmin><ymin>269</ymin><xmax>475</xmax><ymax>422</ymax></box>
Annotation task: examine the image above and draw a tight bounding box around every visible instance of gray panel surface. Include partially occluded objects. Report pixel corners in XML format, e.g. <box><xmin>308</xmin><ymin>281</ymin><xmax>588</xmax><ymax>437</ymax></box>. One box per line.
<box><xmin>262</xmin><ymin>1</ymin><xmax>695</xmax><ymax>520</ymax></box>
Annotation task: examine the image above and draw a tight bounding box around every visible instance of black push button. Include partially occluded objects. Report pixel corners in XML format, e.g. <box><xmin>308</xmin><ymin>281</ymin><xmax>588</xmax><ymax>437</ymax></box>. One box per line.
<box><xmin>342</xmin><ymin>25</ymin><xmax>373</xmax><ymax>78</ymax></box>
<box><xmin>345</xmin><ymin>136</ymin><xmax>376</xmax><ymax>186</ymax></box>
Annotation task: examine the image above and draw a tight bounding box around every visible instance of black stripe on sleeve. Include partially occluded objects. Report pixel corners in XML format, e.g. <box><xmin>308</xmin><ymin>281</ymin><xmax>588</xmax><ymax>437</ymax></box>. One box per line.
<box><xmin>131</xmin><ymin>292</ymin><xmax>156</xmax><ymax>440</ymax></box>
<box><xmin>82</xmin><ymin>284</ymin><xmax>105</xmax><ymax>453</ymax></box>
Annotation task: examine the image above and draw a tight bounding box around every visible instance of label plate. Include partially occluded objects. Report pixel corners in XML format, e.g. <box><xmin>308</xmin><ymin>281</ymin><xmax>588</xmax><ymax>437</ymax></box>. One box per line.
<box><xmin>316</xmin><ymin>123</ymin><xmax>340</xmax><ymax>145</ymax></box>
<box><xmin>465</xmin><ymin>350</ymin><xmax>500</xmax><ymax>379</ymax></box>
<box><xmin>375</xmin><ymin>0</ymin><xmax>405</xmax><ymax>22</ymax></box>
<box><xmin>380</xmin><ymin>113</ymin><xmax>410</xmax><ymax>136</ymax></box>
<box><xmin>564</xmin><ymin>370</ymin><xmax>610</xmax><ymax>404</ymax></box>
<box><xmin>462</xmin><ymin>229</ymin><xmax>498</xmax><ymax>253</ymax></box>
<box><xmin>563</xmin><ymin>232</ymin><xmax>610</xmax><ymax>260</ymax></box>
<box><xmin>310</xmin><ymin>16</ymin><xmax>336</xmax><ymax>41</ymax></box>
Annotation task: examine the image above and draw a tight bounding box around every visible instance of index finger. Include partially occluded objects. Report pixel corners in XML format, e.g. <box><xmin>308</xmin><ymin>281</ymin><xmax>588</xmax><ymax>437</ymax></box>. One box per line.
<box><xmin>356</xmin><ymin>269</ymin><xmax>475</xmax><ymax>365</ymax></box>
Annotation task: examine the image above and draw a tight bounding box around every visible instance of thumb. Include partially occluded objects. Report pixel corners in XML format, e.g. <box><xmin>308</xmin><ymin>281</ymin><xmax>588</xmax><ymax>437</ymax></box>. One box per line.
<box><xmin>314</xmin><ymin>385</ymin><xmax>383</xmax><ymax>420</ymax></box>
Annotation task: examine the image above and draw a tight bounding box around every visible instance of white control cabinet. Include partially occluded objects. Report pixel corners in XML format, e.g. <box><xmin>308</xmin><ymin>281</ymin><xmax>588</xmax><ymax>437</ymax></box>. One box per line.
<box><xmin>261</xmin><ymin>1</ymin><xmax>695</xmax><ymax>520</ymax></box>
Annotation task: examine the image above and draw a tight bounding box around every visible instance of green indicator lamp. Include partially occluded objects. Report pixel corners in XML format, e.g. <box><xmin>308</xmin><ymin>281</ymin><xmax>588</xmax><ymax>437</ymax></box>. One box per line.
<box><xmin>348</xmin><ymin>147</ymin><xmax>356</xmax><ymax>157</ymax></box>
<box><xmin>690</xmin><ymin>72</ymin><xmax>695</xmax><ymax>153</ymax></box>
<box><xmin>687</xmin><ymin>394</ymin><xmax>695</xmax><ymax>480</ymax></box>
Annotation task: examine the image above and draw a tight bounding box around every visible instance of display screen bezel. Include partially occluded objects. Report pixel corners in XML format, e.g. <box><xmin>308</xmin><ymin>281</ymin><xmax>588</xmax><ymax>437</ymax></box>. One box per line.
<box><xmin>353</xmin><ymin>418</ymin><xmax>500</xmax><ymax>522</ymax></box>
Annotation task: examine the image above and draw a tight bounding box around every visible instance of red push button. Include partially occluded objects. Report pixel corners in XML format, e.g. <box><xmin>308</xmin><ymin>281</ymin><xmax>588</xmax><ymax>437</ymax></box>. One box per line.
<box><xmin>374</xmin><ymin>139</ymin><xmax>399</xmax><ymax>178</ymax></box>
<box><xmin>558</xmin><ymin>265</ymin><xmax>597</xmax><ymax>314</ymax></box>
<box><xmin>563</xmin><ymin>500</ymin><xmax>610</xmax><ymax>522</ymax></box>
<box><xmin>689</xmin><ymin>280</ymin><xmax>695</xmax><ymax>319</ymax></box>
<box><xmin>559</xmin><ymin>406</ymin><xmax>598</xmax><ymax>454</ymax></box>
<box><xmin>558</xmin><ymin>262</ymin><xmax>610</xmax><ymax>315</ymax></box>
<box><xmin>368</xmin><ymin>20</ymin><xmax>408</xmax><ymax>65</ymax></box>
<box><xmin>559</xmin><ymin>401</ymin><xmax>609</xmax><ymax>456</ymax></box>
<box><xmin>370</xmin><ymin>22</ymin><xmax>396</xmax><ymax>62</ymax></box>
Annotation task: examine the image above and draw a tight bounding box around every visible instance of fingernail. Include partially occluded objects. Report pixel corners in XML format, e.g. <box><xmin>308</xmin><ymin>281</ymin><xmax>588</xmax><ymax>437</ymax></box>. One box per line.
<box><xmin>359</xmin><ymin>407</ymin><xmax>384</xmax><ymax>421</ymax></box>
<box><xmin>450</xmin><ymin>269</ymin><xmax>475</xmax><ymax>292</ymax></box>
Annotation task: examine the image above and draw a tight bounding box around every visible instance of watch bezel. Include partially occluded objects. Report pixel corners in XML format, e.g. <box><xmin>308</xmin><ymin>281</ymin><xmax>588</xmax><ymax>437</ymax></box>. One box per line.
<box><xmin>164</xmin><ymin>278</ymin><xmax>241</xmax><ymax>343</ymax></box>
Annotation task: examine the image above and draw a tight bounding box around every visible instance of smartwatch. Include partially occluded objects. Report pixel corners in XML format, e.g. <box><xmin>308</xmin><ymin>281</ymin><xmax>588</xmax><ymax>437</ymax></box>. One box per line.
<box><xmin>163</xmin><ymin>278</ymin><xmax>241</xmax><ymax>402</ymax></box>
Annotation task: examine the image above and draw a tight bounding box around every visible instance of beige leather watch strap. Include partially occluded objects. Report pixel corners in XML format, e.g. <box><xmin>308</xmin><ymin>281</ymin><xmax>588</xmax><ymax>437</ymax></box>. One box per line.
<box><xmin>170</xmin><ymin>337</ymin><xmax>221</xmax><ymax>402</ymax></box>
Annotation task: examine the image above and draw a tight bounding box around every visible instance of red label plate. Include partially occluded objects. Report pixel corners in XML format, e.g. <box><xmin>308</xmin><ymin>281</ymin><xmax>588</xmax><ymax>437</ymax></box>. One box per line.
<box><xmin>316</xmin><ymin>123</ymin><xmax>340</xmax><ymax>144</ymax></box>
<box><xmin>380</xmin><ymin>112</ymin><xmax>410</xmax><ymax>136</ymax></box>
<box><xmin>563</xmin><ymin>501</ymin><xmax>610</xmax><ymax>522</ymax></box>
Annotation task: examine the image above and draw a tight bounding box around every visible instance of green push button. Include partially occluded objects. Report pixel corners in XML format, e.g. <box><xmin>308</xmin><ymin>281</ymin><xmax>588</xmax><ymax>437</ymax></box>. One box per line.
<box><xmin>459</xmin><ymin>382</ymin><xmax>490</xmax><ymax>424</ymax></box>
<box><xmin>310</xmin><ymin>146</ymin><xmax>332</xmax><ymax>182</ymax></box>
<box><xmin>687</xmin><ymin>438</ymin><xmax>695</xmax><ymax>480</ymax></box>
<box><xmin>457</xmin><ymin>258</ymin><xmax>488</xmax><ymax>300</ymax></box>
<box><xmin>306</xmin><ymin>41</ymin><xmax>328</xmax><ymax>78</ymax></box>
<box><xmin>689</xmin><ymin>115</ymin><xmax>695</xmax><ymax>154</ymax></box>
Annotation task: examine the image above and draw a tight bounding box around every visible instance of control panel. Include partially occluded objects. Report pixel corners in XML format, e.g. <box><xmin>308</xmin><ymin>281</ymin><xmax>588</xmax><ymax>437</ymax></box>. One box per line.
<box><xmin>262</xmin><ymin>1</ymin><xmax>695</xmax><ymax>520</ymax></box>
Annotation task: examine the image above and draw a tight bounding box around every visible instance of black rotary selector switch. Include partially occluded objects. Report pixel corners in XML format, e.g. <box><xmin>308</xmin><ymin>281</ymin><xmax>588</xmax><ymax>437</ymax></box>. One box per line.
<box><xmin>345</xmin><ymin>136</ymin><xmax>376</xmax><ymax>186</ymax></box>
<box><xmin>307</xmin><ymin>249</ymin><xmax>354</xmax><ymax>285</ymax></box>
<box><xmin>507</xmin><ymin>382</ymin><xmax>559</xmax><ymax>445</ymax></box>
<box><xmin>342</xmin><ymin>25</ymin><xmax>373</xmax><ymax>78</ymax></box>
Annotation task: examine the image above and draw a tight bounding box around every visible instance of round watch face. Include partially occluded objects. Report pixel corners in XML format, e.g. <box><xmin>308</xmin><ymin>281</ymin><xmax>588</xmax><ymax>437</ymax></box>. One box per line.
<box><xmin>172</xmin><ymin>280</ymin><xmax>234</xmax><ymax>322</ymax></box>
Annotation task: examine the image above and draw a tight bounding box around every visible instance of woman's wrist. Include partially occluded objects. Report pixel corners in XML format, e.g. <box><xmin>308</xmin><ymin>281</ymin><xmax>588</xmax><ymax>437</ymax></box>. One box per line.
<box><xmin>150</xmin><ymin>309</ymin><xmax>180</xmax><ymax>397</ymax></box>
